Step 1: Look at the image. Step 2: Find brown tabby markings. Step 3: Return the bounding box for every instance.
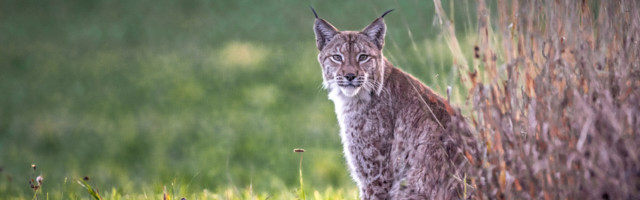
[313,8,472,200]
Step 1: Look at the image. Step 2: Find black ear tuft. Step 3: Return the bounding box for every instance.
[310,6,318,18]
[380,9,394,18]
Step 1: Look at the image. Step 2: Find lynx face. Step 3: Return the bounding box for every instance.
[318,32,383,98]
[313,10,391,100]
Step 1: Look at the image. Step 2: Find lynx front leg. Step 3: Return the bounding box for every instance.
[360,176,393,200]
[354,153,394,200]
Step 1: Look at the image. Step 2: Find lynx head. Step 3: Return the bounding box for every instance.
[312,8,393,100]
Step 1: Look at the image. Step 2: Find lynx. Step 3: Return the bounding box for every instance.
[312,8,475,199]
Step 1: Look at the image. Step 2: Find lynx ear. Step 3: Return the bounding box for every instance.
[312,7,339,51]
[361,9,394,50]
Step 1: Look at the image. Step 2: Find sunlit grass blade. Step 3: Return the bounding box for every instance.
[294,148,306,200]
[76,179,102,200]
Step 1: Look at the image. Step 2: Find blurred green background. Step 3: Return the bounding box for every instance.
[0,0,478,197]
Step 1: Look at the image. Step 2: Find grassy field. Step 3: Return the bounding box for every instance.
[0,0,479,199]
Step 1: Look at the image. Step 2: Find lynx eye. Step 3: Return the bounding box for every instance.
[358,55,369,62]
[332,55,343,62]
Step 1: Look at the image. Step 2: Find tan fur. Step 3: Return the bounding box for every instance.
[313,9,475,199]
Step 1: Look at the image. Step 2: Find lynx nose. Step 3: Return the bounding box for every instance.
[345,73,356,81]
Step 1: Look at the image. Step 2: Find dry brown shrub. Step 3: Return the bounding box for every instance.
[437,0,640,199]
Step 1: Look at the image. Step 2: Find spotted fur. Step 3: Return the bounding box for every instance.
[313,9,475,199]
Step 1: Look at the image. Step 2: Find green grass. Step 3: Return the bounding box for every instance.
[8,163,360,200]
[0,0,480,199]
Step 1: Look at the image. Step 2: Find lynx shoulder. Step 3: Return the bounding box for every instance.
[312,8,476,199]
